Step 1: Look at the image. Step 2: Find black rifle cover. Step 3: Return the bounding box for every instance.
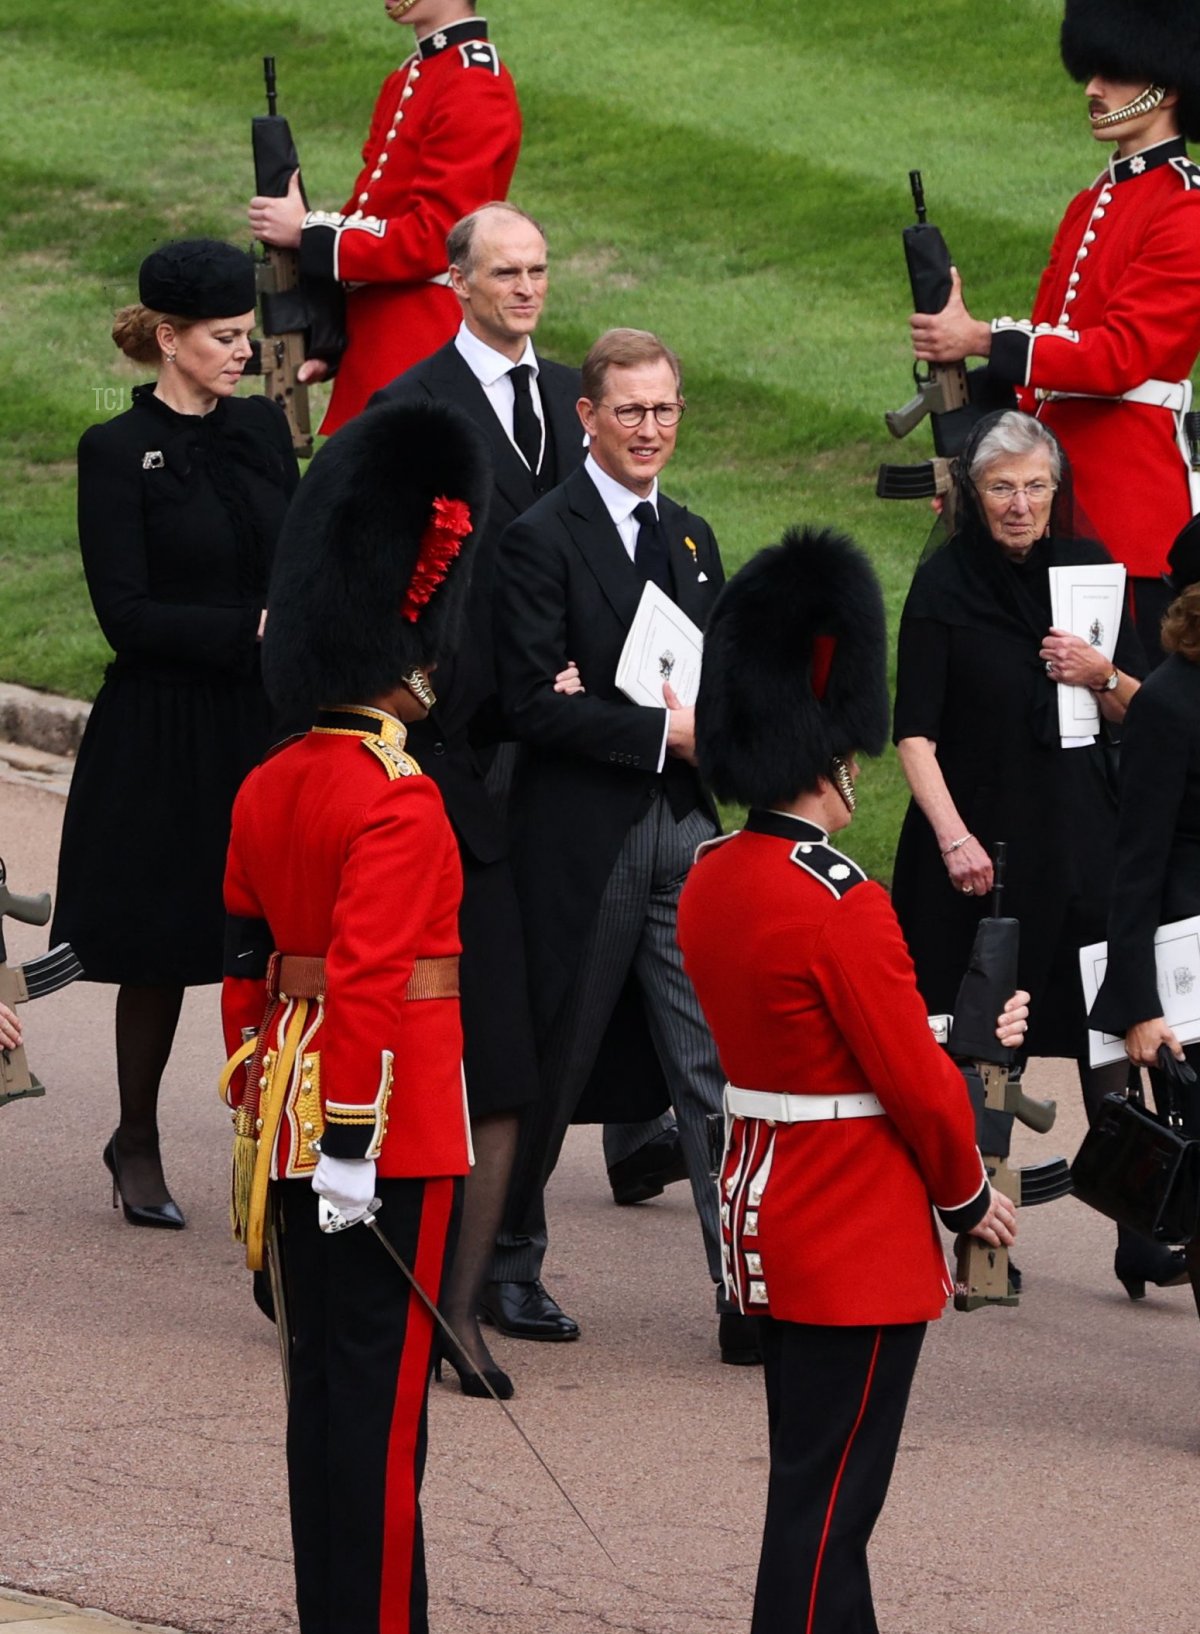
[903,221,954,316]
[251,114,346,365]
[948,917,1019,1067]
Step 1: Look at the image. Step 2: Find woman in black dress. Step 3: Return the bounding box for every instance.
[1090,520,1200,1149]
[890,410,1187,1295]
[52,239,299,1228]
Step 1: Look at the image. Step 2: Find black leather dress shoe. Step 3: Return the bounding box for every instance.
[608,1127,689,1206]
[718,1310,763,1366]
[478,1279,581,1341]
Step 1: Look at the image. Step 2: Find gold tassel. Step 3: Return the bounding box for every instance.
[230,1107,258,1244]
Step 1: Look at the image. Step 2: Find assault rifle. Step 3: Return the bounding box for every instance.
[250,55,345,457]
[946,843,1072,1310]
[877,171,1013,508]
[0,858,83,1108]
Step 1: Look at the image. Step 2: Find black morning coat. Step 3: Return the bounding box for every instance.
[370,340,585,863]
[1090,652,1200,1034]
[493,463,725,1085]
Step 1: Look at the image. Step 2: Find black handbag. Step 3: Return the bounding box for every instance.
[1070,1048,1200,1244]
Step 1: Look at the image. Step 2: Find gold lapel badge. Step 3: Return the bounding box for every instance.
[684,536,708,583]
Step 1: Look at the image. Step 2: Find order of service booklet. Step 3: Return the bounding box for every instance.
[615,581,704,708]
[1047,562,1126,742]
[1079,914,1200,1066]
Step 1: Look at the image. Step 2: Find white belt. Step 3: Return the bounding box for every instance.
[1038,377,1190,412]
[1038,377,1199,515]
[723,1085,886,1124]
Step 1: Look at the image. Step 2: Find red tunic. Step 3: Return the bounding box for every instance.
[676,815,986,1327]
[221,712,470,1181]
[990,136,1200,578]
[300,21,521,435]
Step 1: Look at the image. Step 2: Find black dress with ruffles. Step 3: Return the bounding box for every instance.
[51,386,299,986]
[891,529,1144,1060]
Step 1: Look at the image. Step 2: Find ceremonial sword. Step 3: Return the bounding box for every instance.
[317,1200,618,1567]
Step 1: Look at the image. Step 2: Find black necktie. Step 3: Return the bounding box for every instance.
[508,365,543,482]
[632,500,671,595]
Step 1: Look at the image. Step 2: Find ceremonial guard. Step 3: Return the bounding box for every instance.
[676,528,1021,1634]
[249,1,521,435]
[220,398,489,1634]
[911,0,1200,656]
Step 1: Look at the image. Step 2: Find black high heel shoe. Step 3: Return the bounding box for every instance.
[1113,1239,1188,1301]
[102,1134,185,1230]
[432,1334,514,1400]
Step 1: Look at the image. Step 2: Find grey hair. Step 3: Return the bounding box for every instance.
[445,201,545,279]
[968,411,1062,485]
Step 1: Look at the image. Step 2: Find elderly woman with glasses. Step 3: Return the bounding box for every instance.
[890,411,1186,1296]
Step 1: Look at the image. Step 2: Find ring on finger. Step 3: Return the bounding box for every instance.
[962,885,974,894]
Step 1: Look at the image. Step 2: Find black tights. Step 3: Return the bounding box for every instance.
[439,1109,518,1374]
[112,983,184,1207]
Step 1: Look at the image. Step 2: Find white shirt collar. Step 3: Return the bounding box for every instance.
[454,322,538,389]
[584,453,658,525]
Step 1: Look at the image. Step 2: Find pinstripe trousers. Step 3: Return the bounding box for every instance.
[493,794,725,1284]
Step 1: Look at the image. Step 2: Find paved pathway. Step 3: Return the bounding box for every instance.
[2,761,1200,1633]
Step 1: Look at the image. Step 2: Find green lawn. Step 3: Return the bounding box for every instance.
[0,0,1131,876]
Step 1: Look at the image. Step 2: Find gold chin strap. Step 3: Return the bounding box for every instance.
[1090,84,1166,130]
[829,756,857,815]
[403,667,438,712]
[388,0,422,17]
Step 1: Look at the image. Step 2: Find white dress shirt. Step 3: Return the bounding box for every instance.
[583,454,659,562]
[453,323,545,472]
[582,455,670,768]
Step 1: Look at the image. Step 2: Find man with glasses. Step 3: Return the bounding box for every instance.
[908,0,1200,662]
[487,328,757,1363]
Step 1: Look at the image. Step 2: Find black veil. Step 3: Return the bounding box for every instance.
[904,410,1114,745]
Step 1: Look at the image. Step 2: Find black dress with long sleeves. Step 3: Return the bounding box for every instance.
[51,385,299,986]
[1090,654,1200,1042]
[891,533,1144,1060]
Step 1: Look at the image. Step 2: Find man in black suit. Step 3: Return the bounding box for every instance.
[373,211,692,1361]
[487,327,757,1363]
[367,202,590,1384]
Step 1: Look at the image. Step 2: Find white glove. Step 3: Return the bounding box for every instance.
[312,1152,378,1232]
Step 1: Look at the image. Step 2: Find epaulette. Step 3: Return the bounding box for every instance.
[361,734,423,780]
[787,838,867,899]
[459,40,499,74]
[1169,156,1200,193]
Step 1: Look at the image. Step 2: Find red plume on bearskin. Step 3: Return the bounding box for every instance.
[1061,0,1200,142]
[695,526,889,810]
[263,400,491,718]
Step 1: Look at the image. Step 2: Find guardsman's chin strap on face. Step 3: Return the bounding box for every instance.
[1091,84,1167,129]
[829,756,857,815]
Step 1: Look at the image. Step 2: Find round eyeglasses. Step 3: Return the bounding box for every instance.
[980,481,1057,503]
[605,401,686,428]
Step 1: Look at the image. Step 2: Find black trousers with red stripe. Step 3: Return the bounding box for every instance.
[752,1318,927,1634]
[275,1176,459,1634]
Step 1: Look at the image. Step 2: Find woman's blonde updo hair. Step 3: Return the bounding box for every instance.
[1161,584,1200,665]
[110,304,198,366]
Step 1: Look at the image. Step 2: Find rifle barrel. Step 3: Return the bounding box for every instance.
[909,168,927,225]
[264,55,277,118]
[991,840,1007,918]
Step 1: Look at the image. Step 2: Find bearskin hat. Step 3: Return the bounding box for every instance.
[695,526,889,810]
[263,399,491,718]
[1061,0,1200,143]
[1168,515,1200,591]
